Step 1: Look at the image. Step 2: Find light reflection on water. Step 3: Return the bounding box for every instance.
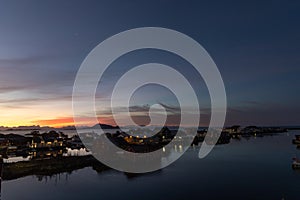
[63,148,92,157]
[3,148,91,163]
[2,131,300,200]
[3,156,32,163]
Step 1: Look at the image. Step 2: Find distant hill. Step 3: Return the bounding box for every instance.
[0,124,120,131]
[91,123,120,129]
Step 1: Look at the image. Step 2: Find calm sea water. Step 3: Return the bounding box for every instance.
[3,131,300,200]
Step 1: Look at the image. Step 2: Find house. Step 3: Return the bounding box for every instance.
[29,131,65,149]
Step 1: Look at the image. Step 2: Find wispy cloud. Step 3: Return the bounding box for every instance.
[0,95,71,104]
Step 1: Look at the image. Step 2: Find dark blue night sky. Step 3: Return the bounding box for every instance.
[0,0,299,126]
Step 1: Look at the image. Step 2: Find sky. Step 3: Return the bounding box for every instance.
[0,0,299,127]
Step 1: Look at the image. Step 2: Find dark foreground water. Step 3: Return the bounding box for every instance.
[3,131,300,200]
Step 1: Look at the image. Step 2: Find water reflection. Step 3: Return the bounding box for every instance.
[1,128,300,200]
[2,131,300,200]
[0,127,194,184]
[63,148,92,157]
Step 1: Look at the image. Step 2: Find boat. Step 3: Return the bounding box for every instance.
[292,157,300,169]
[292,139,300,144]
[295,135,300,140]
[292,135,300,145]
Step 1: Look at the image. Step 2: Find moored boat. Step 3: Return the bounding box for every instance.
[295,135,300,140]
[292,157,300,169]
[292,139,300,144]
[292,135,300,144]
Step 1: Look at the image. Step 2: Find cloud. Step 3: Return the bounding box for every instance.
[0,95,71,104]
[0,55,52,67]
[97,103,181,116]
[0,54,77,96]
[0,86,26,93]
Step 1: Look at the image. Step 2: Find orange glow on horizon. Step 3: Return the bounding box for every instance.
[31,116,116,128]
[0,115,200,128]
[0,116,116,128]
[33,117,76,128]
